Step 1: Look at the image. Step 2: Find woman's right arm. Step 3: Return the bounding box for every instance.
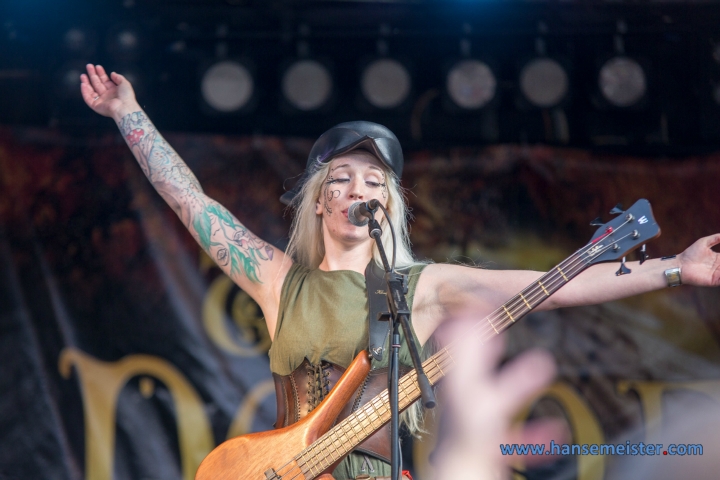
[80,64,290,332]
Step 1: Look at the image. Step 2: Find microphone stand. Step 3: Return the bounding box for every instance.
[364,208,436,480]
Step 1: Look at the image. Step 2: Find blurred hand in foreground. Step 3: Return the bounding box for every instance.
[435,318,565,480]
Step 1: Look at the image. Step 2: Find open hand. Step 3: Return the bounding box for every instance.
[435,319,562,479]
[679,234,720,287]
[79,64,137,119]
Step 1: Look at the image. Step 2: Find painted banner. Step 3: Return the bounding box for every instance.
[0,126,718,480]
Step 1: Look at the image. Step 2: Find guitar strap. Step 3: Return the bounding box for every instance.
[365,260,391,364]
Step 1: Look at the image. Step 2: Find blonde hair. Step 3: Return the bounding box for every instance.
[285,152,416,271]
[285,151,429,436]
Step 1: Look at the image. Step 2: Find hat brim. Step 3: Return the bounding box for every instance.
[280,137,391,206]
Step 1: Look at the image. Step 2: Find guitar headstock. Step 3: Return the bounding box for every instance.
[584,199,661,266]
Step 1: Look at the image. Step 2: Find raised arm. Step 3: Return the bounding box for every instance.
[412,234,720,344]
[80,64,290,332]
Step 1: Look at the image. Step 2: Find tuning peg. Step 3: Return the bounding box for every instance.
[638,244,649,265]
[616,256,632,276]
[609,203,624,215]
[589,217,604,227]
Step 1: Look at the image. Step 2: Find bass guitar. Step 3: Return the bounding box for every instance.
[196,199,661,480]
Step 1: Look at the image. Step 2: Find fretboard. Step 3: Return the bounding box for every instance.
[293,246,594,477]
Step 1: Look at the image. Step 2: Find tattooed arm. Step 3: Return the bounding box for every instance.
[80,64,290,332]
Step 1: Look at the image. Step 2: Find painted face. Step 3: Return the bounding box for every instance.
[315,151,389,242]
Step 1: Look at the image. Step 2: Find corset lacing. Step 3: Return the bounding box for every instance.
[306,361,333,409]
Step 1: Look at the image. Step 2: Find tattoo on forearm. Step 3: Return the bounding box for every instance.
[117,111,272,284]
[118,111,202,191]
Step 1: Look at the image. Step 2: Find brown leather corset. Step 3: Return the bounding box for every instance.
[273,358,411,464]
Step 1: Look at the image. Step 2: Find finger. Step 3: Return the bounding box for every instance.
[445,326,505,386]
[111,71,126,86]
[86,64,107,95]
[705,233,720,249]
[494,349,556,414]
[96,64,110,83]
[80,81,100,105]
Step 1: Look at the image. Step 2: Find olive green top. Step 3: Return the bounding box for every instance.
[268,262,428,479]
[269,263,427,375]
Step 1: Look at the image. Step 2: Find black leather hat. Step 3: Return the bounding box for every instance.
[280,121,403,205]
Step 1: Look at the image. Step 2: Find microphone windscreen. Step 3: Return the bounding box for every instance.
[348,202,369,227]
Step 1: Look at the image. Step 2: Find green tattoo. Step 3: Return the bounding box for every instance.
[118,111,272,284]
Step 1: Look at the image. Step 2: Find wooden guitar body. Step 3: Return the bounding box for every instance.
[198,200,660,480]
[195,351,371,480]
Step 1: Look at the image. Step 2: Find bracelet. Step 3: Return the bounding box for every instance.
[664,267,682,287]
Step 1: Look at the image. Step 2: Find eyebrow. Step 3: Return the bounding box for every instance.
[331,163,383,173]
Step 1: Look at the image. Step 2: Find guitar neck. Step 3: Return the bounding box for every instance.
[293,247,593,477]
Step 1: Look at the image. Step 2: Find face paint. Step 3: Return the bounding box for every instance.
[379,173,388,199]
[323,175,341,215]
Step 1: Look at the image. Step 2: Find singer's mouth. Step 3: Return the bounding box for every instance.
[341,208,348,219]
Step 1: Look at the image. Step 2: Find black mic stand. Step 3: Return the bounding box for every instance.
[364,208,436,480]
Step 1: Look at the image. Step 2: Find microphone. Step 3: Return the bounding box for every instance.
[347,199,380,226]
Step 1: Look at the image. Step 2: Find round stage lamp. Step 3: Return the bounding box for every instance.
[519,58,568,108]
[61,65,85,97]
[361,58,411,109]
[282,59,333,111]
[64,28,93,53]
[107,26,141,57]
[201,61,254,113]
[446,59,496,109]
[599,57,646,108]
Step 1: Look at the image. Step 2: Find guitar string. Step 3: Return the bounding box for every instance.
[283,243,599,480]
[279,253,584,480]
[281,242,602,479]
[279,232,637,478]
[288,222,642,476]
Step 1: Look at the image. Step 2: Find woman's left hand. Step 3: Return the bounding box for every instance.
[678,234,720,287]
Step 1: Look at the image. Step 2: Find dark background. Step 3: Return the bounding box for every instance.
[2,1,720,480]
[5,0,720,152]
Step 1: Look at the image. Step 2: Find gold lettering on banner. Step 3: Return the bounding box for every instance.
[58,348,213,480]
[510,382,605,480]
[617,380,720,443]
[202,274,270,356]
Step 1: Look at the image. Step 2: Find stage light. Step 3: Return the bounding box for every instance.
[519,58,568,108]
[62,66,84,96]
[108,27,140,54]
[281,59,333,111]
[201,60,254,113]
[117,30,138,50]
[446,59,496,109]
[361,58,411,109]
[598,56,646,107]
[64,28,86,51]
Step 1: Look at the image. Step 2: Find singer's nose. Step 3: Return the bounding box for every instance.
[348,177,365,199]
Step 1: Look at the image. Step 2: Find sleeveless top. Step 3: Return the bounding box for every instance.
[269,262,428,479]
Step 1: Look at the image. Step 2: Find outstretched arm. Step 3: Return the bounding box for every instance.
[80,64,290,330]
[412,234,720,344]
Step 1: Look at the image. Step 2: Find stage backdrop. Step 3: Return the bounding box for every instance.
[0,125,719,480]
